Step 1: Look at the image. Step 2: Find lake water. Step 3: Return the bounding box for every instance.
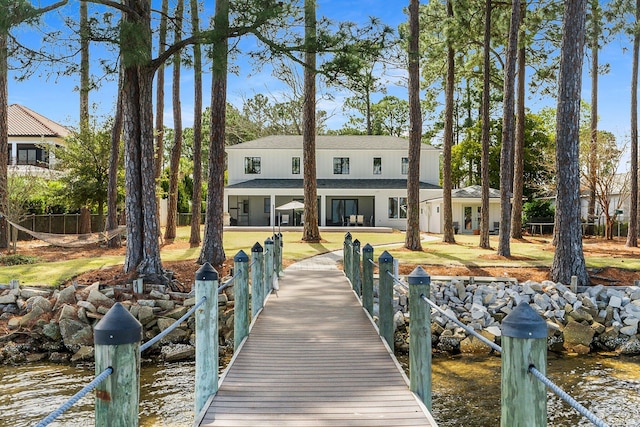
[1,354,639,426]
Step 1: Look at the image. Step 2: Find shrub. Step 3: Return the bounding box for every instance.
[0,254,40,266]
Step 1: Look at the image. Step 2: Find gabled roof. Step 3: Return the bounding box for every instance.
[422,185,500,202]
[226,135,440,151]
[8,104,70,138]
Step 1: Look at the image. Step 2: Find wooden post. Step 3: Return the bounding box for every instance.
[352,239,362,296]
[264,237,274,296]
[251,242,264,318]
[94,302,142,427]
[501,302,547,427]
[194,262,219,415]
[570,275,578,293]
[343,232,352,282]
[362,243,374,315]
[278,232,284,276]
[378,250,394,351]
[272,233,281,278]
[234,250,249,351]
[408,266,431,409]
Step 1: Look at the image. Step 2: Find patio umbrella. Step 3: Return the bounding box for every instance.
[275,201,305,227]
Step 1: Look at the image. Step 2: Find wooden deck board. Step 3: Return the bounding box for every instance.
[197,269,436,427]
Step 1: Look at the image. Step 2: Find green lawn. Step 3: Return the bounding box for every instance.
[1,228,637,287]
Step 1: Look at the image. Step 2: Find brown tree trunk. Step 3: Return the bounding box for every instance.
[497,0,521,257]
[551,0,589,286]
[106,66,123,247]
[479,0,492,249]
[442,0,456,244]
[0,32,8,249]
[588,0,600,236]
[165,0,184,241]
[302,0,321,242]
[79,206,92,235]
[405,0,422,251]
[198,0,228,267]
[155,0,168,241]
[511,38,526,240]
[627,0,639,248]
[80,0,90,132]
[189,0,203,246]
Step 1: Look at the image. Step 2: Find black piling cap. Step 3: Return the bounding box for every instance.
[378,250,393,263]
[344,232,352,241]
[265,237,274,245]
[94,302,142,345]
[408,266,431,285]
[353,239,361,247]
[502,302,548,339]
[234,250,249,262]
[362,243,374,253]
[277,232,283,238]
[252,242,264,253]
[195,262,218,281]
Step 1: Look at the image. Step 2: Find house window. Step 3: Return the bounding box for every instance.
[18,148,38,165]
[292,157,300,174]
[244,157,261,174]
[264,198,271,214]
[388,197,407,219]
[333,157,350,174]
[401,157,409,175]
[373,157,382,175]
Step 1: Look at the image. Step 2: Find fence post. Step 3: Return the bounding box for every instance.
[94,302,142,427]
[343,232,352,282]
[264,237,274,296]
[408,266,431,410]
[501,302,547,427]
[278,232,284,276]
[352,239,362,296]
[378,250,394,351]
[362,244,374,315]
[251,242,264,318]
[234,250,250,351]
[194,262,219,415]
[272,233,281,278]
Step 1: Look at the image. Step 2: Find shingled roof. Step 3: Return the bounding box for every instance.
[8,104,70,138]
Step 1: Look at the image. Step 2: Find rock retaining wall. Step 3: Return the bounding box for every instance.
[0,281,237,364]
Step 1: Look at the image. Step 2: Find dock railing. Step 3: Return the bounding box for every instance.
[343,232,609,427]
[33,233,282,427]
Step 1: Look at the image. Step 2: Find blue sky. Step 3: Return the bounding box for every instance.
[6,0,635,155]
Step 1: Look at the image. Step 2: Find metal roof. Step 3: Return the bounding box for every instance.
[226,178,441,190]
[8,104,70,138]
[226,135,440,151]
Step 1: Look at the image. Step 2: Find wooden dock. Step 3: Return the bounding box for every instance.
[195,268,437,426]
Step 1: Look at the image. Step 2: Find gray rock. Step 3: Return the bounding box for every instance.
[20,288,51,299]
[77,300,97,313]
[619,337,640,355]
[609,295,622,308]
[150,290,170,300]
[563,291,578,304]
[54,285,76,310]
[157,317,178,331]
[138,306,155,325]
[19,306,45,326]
[620,324,638,336]
[156,300,175,311]
[590,322,606,334]
[161,344,195,362]
[0,294,16,304]
[71,346,94,362]
[88,289,115,309]
[138,299,156,307]
[563,320,595,349]
[42,322,61,340]
[568,307,593,323]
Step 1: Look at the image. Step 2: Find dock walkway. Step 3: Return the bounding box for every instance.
[196,256,436,426]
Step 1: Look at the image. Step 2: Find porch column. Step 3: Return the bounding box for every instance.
[11,142,17,165]
[223,192,229,215]
[270,194,276,227]
[320,194,326,226]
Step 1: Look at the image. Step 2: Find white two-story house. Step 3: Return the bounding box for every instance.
[224,135,442,229]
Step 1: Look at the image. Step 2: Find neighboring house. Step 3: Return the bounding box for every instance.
[224,135,442,229]
[421,185,501,234]
[7,104,69,176]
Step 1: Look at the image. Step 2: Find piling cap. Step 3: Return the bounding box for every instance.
[502,302,547,339]
[252,242,264,253]
[234,250,249,262]
[353,239,360,247]
[408,266,430,285]
[195,262,218,281]
[264,237,274,245]
[94,302,142,345]
[344,232,352,241]
[362,243,374,253]
[378,250,393,263]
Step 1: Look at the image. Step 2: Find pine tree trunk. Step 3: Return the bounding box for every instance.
[627,0,639,248]
[106,66,123,248]
[479,0,492,249]
[165,0,184,241]
[80,0,89,132]
[154,0,168,242]
[511,39,525,240]
[497,0,521,257]
[199,0,228,267]
[189,0,203,246]
[302,0,321,242]
[0,32,8,249]
[405,0,422,251]
[442,0,456,244]
[551,0,589,286]
[588,0,600,236]
[79,206,92,234]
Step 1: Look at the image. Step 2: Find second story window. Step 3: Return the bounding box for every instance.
[292,157,300,174]
[333,157,350,174]
[244,157,261,174]
[401,157,409,175]
[373,157,382,175]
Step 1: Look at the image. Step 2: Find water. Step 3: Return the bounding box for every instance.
[1,355,639,427]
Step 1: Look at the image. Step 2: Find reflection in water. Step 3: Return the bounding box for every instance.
[1,355,639,426]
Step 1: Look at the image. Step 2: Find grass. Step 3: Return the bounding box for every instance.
[2,228,638,287]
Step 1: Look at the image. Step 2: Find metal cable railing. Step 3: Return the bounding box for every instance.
[382,269,609,426]
[140,296,207,352]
